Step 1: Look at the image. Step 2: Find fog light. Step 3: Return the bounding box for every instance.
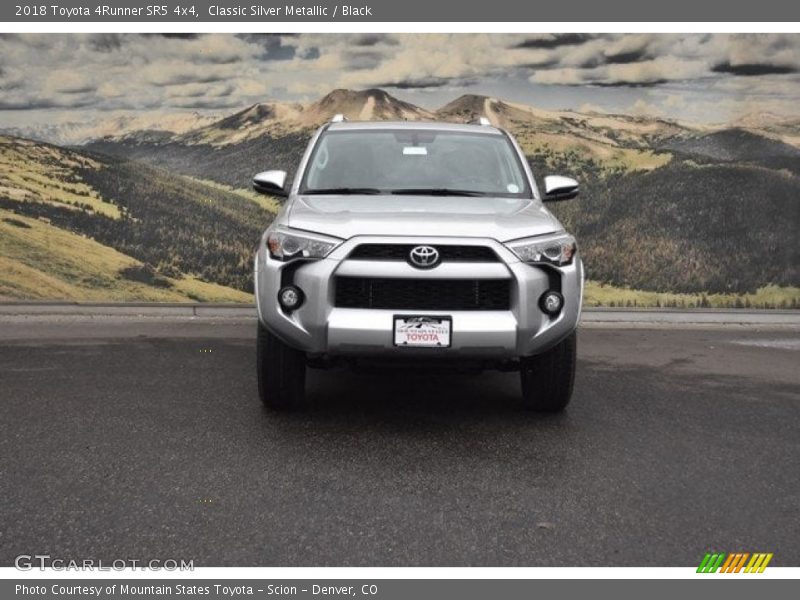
[278,285,303,311]
[539,291,564,316]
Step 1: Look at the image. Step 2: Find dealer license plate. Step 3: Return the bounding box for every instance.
[393,316,452,348]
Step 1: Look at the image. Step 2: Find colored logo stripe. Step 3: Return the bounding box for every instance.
[697,553,726,573]
[697,552,773,573]
[720,553,749,573]
[745,553,773,573]
[720,553,736,572]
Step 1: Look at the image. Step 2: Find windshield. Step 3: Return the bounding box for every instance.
[300,129,532,198]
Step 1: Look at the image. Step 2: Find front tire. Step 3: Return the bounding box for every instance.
[257,322,306,410]
[519,331,577,412]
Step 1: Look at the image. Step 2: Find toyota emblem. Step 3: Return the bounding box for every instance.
[408,245,440,269]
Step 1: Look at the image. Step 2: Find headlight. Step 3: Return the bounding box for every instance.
[266,226,342,261]
[505,232,577,266]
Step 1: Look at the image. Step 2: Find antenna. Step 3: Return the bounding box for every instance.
[331,114,348,123]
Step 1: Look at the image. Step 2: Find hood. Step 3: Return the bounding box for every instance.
[287,195,561,241]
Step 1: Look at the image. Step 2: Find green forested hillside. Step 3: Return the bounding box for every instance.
[529,143,799,295]
[0,135,274,300]
[560,161,799,293]
[660,128,800,165]
[9,88,800,306]
[88,132,310,190]
[77,156,274,290]
[0,208,251,302]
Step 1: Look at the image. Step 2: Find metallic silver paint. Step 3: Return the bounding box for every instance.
[254,120,583,361]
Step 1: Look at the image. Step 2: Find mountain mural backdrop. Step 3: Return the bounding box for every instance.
[1,88,798,307]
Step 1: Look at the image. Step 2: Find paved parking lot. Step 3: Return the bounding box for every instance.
[1,318,798,566]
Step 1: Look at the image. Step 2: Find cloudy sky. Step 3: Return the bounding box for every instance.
[1,33,799,132]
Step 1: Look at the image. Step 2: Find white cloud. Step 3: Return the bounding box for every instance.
[0,33,798,124]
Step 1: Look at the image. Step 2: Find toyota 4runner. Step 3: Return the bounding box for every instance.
[253,116,583,411]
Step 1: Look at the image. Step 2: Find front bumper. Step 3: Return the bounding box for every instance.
[255,235,583,359]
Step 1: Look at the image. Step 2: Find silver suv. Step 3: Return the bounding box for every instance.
[253,117,583,411]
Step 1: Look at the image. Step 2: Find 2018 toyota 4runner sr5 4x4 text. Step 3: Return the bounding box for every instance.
[253,116,583,411]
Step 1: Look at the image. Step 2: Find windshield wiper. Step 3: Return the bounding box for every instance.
[303,187,383,195]
[390,188,487,197]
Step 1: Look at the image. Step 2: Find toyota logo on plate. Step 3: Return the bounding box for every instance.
[408,245,440,269]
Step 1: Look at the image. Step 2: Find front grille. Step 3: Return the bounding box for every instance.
[347,244,498,262]
[335,277,510,311]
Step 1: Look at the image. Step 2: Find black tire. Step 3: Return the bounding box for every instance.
[257,322,306,410]
[519,330,577,412]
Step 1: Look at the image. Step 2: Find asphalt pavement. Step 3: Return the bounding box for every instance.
[1,317,798,566]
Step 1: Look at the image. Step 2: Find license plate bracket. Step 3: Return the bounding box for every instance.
[393,315,452,348]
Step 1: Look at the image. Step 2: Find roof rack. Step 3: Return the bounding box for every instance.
[469,116,492,126]
[330,114,348,123]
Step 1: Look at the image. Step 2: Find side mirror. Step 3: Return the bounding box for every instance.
[253,170,288,197]
[543,175,579,202]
